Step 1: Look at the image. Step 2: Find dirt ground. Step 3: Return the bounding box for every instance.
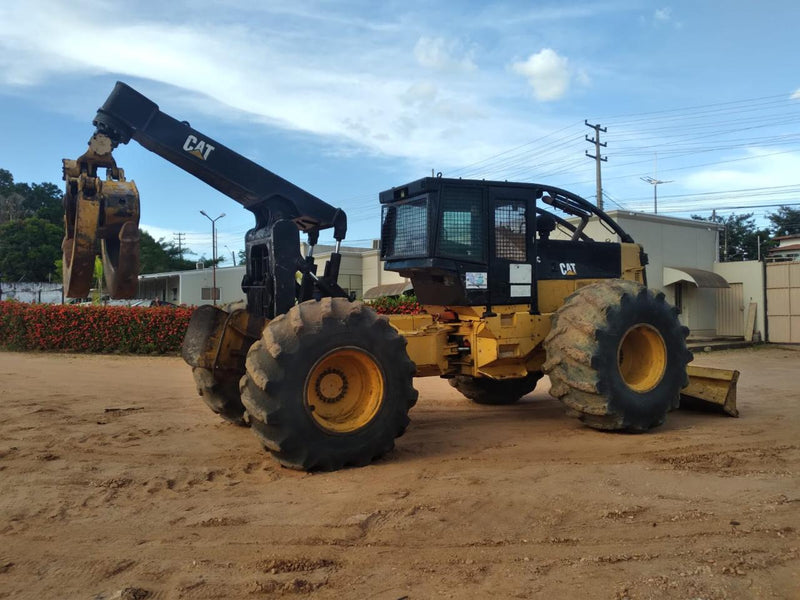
[0,347,798,600]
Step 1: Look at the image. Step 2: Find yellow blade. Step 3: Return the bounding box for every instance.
[680,365,740,417]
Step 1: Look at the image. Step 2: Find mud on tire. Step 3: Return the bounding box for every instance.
[543,280,692,432]
[192,301,249,426]
[241,297,418,471]
[449,372,543,405]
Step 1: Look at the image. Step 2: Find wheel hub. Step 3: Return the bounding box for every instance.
[618,324,668,393]
[305,347,384,433]
[314,368,348,403]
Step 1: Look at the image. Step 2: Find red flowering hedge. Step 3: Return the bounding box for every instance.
[368,295,422,315]
[0,301,193,354]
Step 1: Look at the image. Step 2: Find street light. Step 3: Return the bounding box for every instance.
[224,244,237,265]
[640,176,673,214]
[199,210,225,305]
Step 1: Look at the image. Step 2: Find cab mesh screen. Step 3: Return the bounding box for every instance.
[437,187,485,260]
[495,200,526,261]
[381,198,428,257]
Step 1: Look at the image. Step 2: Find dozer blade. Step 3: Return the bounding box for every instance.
[680,365,740,417]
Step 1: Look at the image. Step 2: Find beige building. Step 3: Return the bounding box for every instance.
[300,241,407,300]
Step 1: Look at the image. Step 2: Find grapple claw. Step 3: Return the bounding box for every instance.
[62,134,140,299]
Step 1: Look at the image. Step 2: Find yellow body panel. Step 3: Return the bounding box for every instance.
[387,243,647,380]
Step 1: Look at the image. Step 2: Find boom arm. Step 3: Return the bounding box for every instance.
[63,82,350,318]
[93,82,346,240]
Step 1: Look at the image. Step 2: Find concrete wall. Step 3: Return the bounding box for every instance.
[0,282,63,304]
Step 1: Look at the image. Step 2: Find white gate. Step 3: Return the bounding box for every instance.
[716,282,744,336]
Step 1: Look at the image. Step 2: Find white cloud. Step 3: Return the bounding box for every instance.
[791,89,800,100]
[512,48,571,101]
[683,148,800,192]
[654,7,672,21]
[0,1,548,171]
[413,36,476,72]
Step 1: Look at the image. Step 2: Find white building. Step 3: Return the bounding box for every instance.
[136,241,407,306]
[564,211,764,340]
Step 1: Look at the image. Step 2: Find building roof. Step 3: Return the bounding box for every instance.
[138,265,244,279]
[604,210,725,230]
[768,243,800,253]
[663,266,729,288]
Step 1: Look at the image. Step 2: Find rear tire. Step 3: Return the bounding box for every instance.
[543,280,691,432]
[192,301,248,426]
[192,367,247,426]
[449,372,543,405]
[241,298,418,471]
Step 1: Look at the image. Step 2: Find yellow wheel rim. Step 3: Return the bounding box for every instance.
[305,348,384,433]
[617,324,667,393]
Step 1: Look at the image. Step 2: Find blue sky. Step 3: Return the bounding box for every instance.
[1,1,798,262]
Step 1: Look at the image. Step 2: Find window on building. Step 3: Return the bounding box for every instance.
[201,287,220,301]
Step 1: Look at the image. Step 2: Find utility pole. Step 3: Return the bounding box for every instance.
[199,211,225,305]
[173,232,186,259]
[585,120,607,211]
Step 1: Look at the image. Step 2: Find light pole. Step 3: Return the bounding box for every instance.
[640,176,672,214]
[224,244,237,265]
[200,210,225,305]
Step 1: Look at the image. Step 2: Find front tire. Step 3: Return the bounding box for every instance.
[241,298,418,471]
[543,280,691,431]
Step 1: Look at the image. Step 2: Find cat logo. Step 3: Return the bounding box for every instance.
[182,135,215,160]
[559,262,577,276]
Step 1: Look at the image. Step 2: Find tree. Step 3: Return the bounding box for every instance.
[24,182,63,225]
[767,206,800,237]
[0,169,63,226]
[0,217,63,281]
[138,230,220,273]
[0,191,27,223]
[691,212,771,262]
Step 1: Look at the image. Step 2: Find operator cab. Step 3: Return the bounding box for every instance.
[379,177,634,312]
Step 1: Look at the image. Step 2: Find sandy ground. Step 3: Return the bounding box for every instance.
[0,346,798,600]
